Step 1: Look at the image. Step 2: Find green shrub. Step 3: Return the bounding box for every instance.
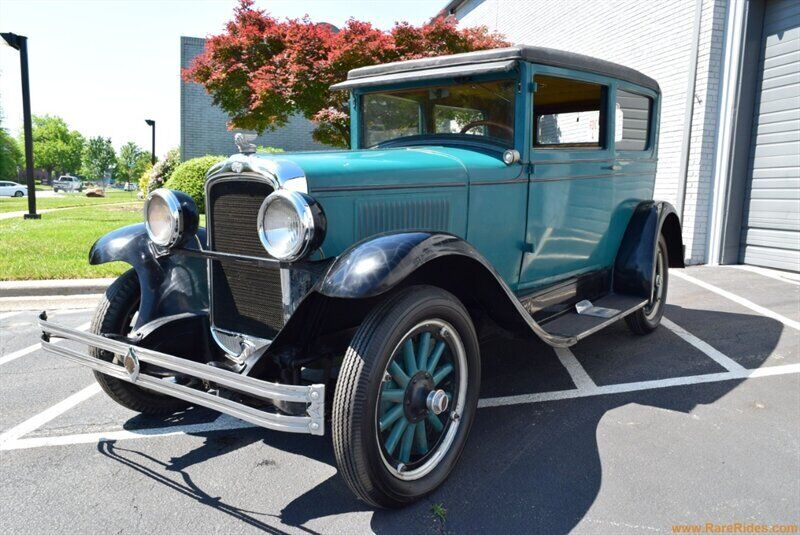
[256,145,284,154]
[163,155,225,212]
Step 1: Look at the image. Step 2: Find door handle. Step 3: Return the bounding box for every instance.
[604,164,622,171]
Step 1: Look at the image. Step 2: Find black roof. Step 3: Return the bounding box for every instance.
[335,45,660,92]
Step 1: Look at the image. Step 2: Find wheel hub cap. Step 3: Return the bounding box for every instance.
[403,371,434,423]
[426,389,448,415]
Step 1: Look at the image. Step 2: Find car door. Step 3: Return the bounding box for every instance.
[0,182,10,195]
[519,67,617,290]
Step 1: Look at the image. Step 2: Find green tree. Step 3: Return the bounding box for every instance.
[27,115,84,182]
[116,142,151,184]
[0,103,23,180]
[183,0,508,147]
[81,136,116,181]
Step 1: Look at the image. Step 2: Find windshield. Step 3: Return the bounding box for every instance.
[360,79,516,148]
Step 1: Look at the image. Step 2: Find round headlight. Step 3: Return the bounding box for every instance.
[144,189,198,248]
[257,190,325,261]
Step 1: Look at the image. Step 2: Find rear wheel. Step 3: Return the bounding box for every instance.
[333,286,480,508]
[13,190,23,197]
[625,235,668,335]
[90,269,189,415]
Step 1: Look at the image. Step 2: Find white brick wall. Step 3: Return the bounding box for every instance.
[453,0,729,264]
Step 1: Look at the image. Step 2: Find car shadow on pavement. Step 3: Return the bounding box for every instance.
[98,306,782,534]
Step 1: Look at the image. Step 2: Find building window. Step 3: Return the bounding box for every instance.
[615,89,652,151]
[534,75,606,148]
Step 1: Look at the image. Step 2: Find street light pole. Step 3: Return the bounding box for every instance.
[145,119,155,165]
[1,32,39,219]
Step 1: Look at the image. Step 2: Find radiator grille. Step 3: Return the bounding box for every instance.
[208,179,283,340]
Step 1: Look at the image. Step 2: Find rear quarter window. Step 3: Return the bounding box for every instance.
[615,90,652,151]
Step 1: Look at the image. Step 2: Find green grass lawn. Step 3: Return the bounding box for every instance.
[0,203,144,280]
[0,190,140,213]
[0,202,207,280]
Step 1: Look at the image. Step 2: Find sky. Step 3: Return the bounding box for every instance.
[0,0,443,158]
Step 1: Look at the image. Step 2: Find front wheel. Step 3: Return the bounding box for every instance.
[625,235,669,335]
[332,286,480,508]
[90,269,189,415]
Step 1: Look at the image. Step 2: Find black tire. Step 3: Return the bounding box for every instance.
[13,190,24,197]
[90,269,189,415]
[625,235,669,335]
[332,285,481,508]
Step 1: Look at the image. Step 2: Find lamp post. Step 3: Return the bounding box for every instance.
[145,119,155,165]
[1,32,39,219]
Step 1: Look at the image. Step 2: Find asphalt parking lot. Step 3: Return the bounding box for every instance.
[1,265,798,534]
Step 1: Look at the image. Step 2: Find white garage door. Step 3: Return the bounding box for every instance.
[741,0,800,272]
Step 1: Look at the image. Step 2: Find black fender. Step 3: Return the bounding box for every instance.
[613,201,684,298]
[89,223,209,330]
[318,232,489,299]
[264,232,578,363]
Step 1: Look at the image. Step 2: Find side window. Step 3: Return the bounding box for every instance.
[362,94,420,147]
[615,90,651,151]
[533,75,606,148]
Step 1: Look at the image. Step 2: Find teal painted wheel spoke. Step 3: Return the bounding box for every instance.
[414,421,428,455]
[416,331,432,371]
[426,411,444,433]
[380,388,405,404]
[388,361,410,388]
[433,363,454,386]
[402,339,417,375]
[385,418,409,455]
[426,340,446,374]
[379,404,405,432]
[398,424,415,463]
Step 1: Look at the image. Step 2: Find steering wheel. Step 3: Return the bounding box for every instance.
[459,120,514,135]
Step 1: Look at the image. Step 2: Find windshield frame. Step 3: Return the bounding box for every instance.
[352,71,523,153]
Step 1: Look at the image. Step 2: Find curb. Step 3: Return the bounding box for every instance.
[0,278,114,298]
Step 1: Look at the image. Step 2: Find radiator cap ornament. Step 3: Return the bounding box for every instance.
[234,132,257,155]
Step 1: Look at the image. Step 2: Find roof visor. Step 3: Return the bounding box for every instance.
[330,59,518,91]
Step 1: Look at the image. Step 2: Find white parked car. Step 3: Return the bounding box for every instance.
[53,175,83,193]
[0,181,26,197]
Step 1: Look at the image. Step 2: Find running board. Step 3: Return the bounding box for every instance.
[538,294,648,341]
[38,312,325,436]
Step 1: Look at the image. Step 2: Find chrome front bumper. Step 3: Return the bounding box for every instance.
[38,313,325,436]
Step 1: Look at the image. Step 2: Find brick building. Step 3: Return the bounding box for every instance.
[443,0,799,271]
[179,36,326,161]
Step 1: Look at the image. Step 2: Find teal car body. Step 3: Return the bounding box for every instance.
[39,48,685,487]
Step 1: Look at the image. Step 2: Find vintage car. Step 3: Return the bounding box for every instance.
[39,46,683,508]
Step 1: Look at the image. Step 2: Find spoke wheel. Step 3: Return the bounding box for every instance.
[332,285,480,508]
[625,235,669,335]
[376,319,466,481]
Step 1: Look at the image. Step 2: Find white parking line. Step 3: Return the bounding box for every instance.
[2,415,254,451]
[672,270,800,331]
[0,383,101,448]
[2,363,798,451]
[478,363,800,408]
[660,317,746,372]
[0,321,90,366]
[554,347,597,389]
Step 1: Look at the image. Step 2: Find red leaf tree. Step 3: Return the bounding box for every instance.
[184,0,509,148]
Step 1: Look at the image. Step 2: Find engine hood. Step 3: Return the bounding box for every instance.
[253,146,518,192]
